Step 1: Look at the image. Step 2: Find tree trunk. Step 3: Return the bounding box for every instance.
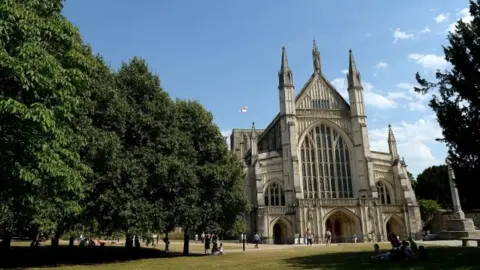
[183,231,190,256]
[0,230,12,250]
[164,232,169,253]
[69,236,75,247]
[125,233,133,248]
[51,227,64,248]
[30,231,40,248]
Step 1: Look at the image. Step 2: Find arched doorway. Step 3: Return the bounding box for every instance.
[385,215,407,239]
[324,209,360,243]
[273,220,287,244]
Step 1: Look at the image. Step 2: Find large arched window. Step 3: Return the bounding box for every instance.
[264,183,285,206]
[300,124,353,199]
[376,181,392,204]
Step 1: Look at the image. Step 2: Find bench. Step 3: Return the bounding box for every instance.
[460,238,480,247]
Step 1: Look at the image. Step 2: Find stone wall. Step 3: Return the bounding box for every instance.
[429,209,480,233]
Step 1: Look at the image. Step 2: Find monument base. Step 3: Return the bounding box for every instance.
[439,218,480,240]
[438,230,480,240]
[446,219,476,231]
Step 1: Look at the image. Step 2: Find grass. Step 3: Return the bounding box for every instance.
[2,241,480,269]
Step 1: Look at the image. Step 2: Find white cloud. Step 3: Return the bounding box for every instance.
[393,28,414,43]
[396,82,429,101]
[340,69,348,74]
[420,27,431,33]
[448,8,473,33]
[369,116,445,174]
[407,101,427,111]
[435,13,449,23]
[386,91,412,101]
[331,78,397,109]
[408,53,448,70]
[375,61,389,68]
[221,130,231,149]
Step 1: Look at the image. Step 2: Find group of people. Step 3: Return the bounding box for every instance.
[304,228,332,245]
[371,233,428,262]
[201,233,224,255]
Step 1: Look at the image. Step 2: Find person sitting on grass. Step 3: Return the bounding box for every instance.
[212,243,224,256]
[370,233,403,261]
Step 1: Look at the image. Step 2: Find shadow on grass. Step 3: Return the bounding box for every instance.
[0,246,204,269]
[284,246,480,270]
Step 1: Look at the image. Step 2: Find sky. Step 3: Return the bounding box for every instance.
[63,0,472,176]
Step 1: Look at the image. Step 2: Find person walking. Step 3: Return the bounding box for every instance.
[253,233,260,249]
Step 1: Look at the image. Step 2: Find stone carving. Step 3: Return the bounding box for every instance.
[307,207,314,221]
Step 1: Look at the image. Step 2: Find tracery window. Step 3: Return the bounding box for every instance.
[264,183,285,206]
[376,181,392,204]
[312,99,331,109]
[300,124,353,199]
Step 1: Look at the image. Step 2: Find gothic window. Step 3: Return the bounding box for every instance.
[264,183,285,206]
[312,99,331,109]
[376,181,392,204]
[300,124,353,199]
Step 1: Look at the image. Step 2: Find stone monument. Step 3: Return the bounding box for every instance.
[439,157,480,239]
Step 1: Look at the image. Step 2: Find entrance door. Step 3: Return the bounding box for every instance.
[273,223,283,244]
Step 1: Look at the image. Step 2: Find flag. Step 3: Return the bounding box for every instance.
[240,106,248,113]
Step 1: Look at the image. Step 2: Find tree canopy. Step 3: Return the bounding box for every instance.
[414,165,452,210]
[415,0,480,209]
[0,0,250,254]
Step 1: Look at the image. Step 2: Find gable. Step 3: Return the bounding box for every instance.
[295,73,350,110]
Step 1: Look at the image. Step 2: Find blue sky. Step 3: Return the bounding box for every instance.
[63,0,471,176]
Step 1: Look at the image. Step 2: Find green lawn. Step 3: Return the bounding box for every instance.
[2,242,480,269]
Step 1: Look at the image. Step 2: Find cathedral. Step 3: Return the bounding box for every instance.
[230,41,422,244]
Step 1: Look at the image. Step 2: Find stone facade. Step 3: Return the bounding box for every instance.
[230,42,422,244]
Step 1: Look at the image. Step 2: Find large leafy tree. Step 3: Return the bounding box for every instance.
[175,100,250,255]
[83,58,179,244]
[0,0,95,247]
[415,165,452,209]
[415,0,480,209]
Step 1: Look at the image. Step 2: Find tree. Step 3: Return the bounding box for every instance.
[415,165,452,209]
[414,0,480,209]
[0,0,95,248]
[175,100,250,255]
[418,199,441,223]
[82,58,180,246]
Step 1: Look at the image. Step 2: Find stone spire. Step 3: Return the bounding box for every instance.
[278,46,293,88]
[250,121,258,157]
[312,40,321,73]
[387,124,398,158]
[347,49,362,89]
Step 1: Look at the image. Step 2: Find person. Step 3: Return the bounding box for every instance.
[353,233,358,243]
[325,230,332,246]
[253,233,260,249]
[164,235,170,253]
[306,229,313,246]
[201,232,205,244]
[195,234,199,243]
[402,241,413,259]
[211,234,218,253]
[204,234,211,254]
[212,243,224,255]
